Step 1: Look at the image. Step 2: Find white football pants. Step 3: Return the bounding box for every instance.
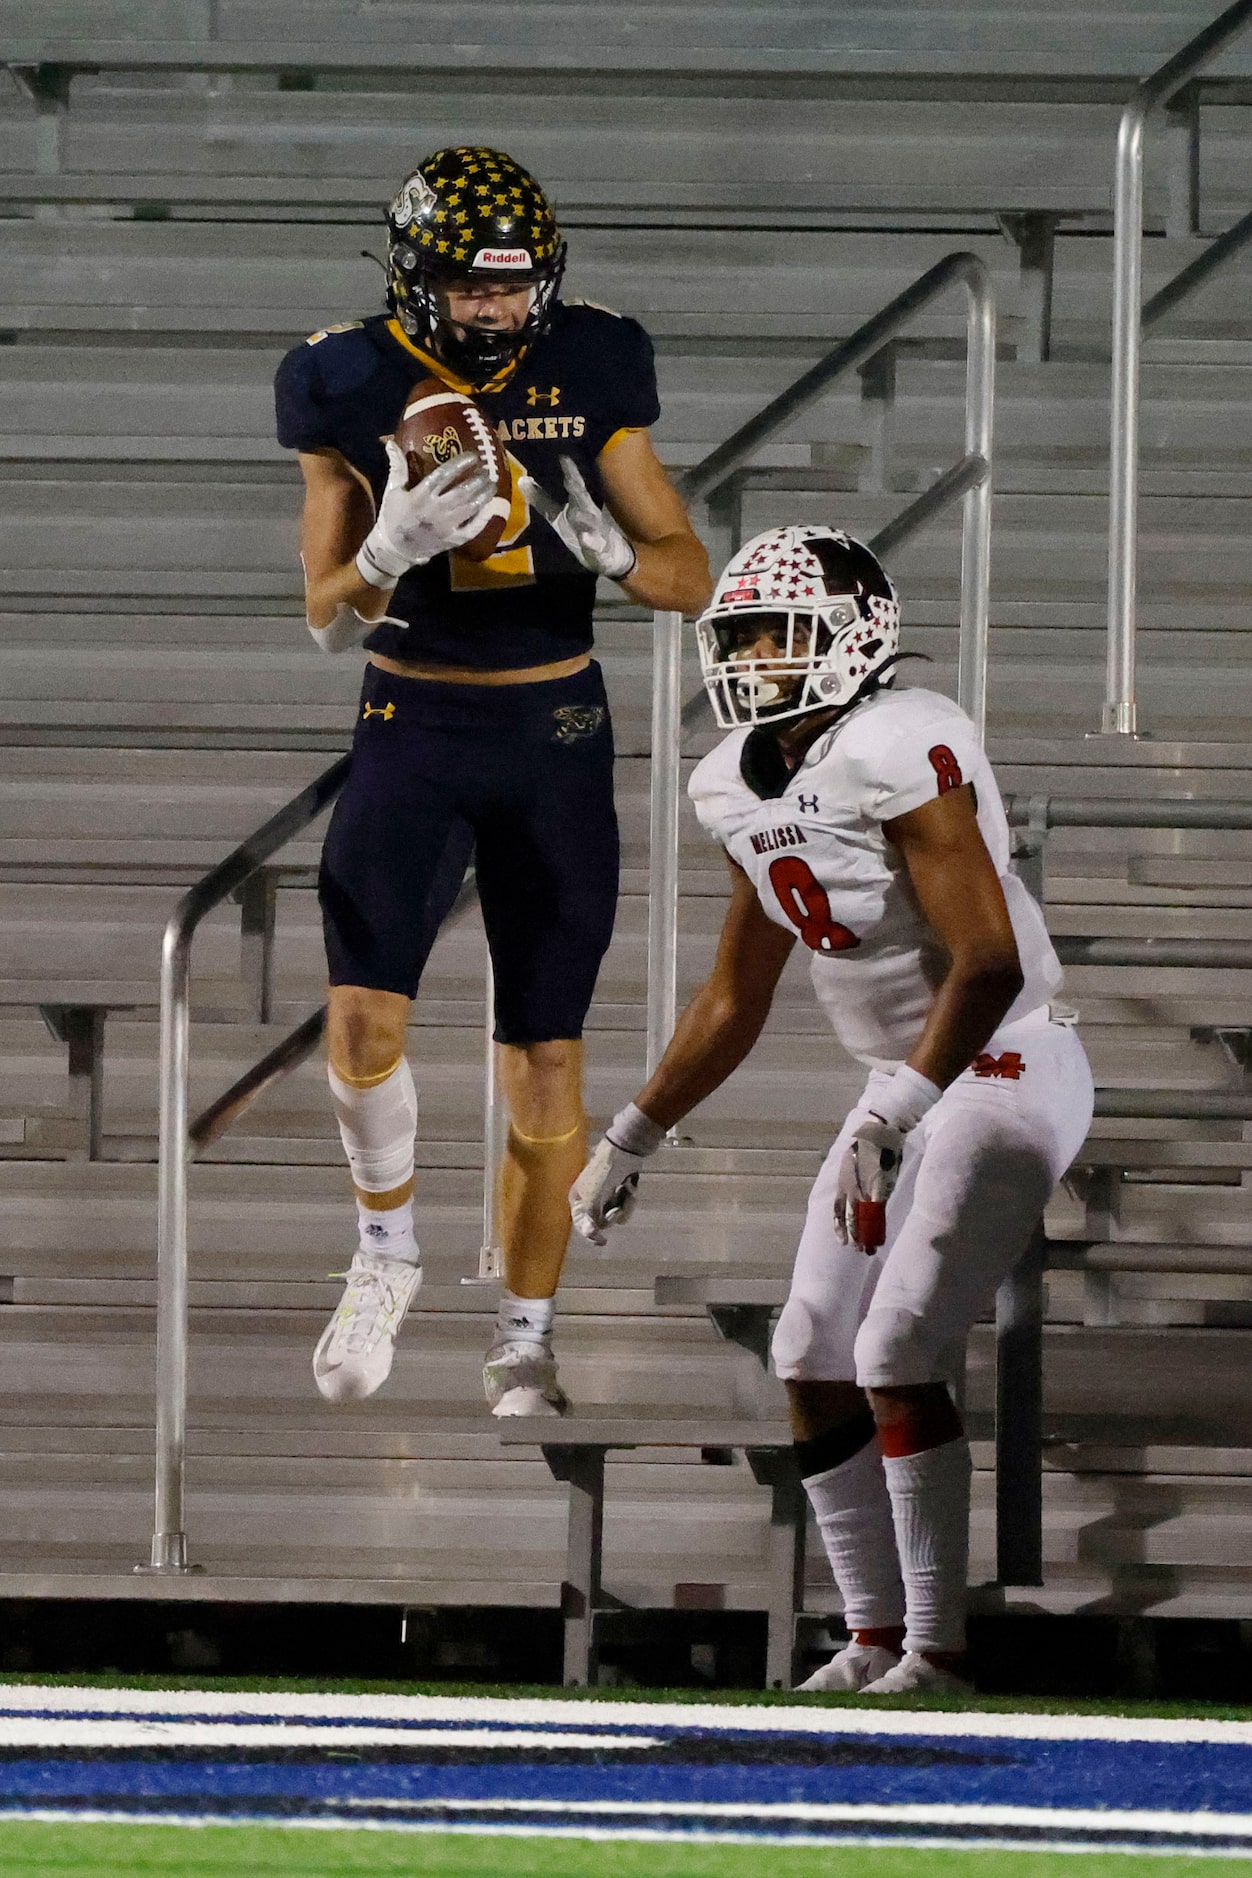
[771,1011,1094,1389]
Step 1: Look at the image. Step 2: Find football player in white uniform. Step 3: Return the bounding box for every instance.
[570,525,1093,1694]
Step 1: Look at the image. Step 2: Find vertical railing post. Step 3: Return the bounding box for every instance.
[147,912,193,1571]
[475,955,505,1284]
[1105,101,1146,737]
[646,610,683,1077]
[958,262,995,741]
[1103,0,1252,736]
[994,1222,1047,1585]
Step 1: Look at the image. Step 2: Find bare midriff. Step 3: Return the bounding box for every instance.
[369,651,591,686]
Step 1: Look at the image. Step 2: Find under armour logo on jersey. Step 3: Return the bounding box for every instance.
[797,793,819,814]
[526,385,560,407]
[363,701,396,722]
[972,1051,1025,1080]
[552,704,606,743]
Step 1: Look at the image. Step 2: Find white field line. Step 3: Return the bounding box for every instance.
[342,1795,1252,1839]
[3,1808,1252,1857]
[0,1721,650,1752]
[1,1685,1251,1748]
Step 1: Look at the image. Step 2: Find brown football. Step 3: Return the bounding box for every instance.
[393,376,512,562]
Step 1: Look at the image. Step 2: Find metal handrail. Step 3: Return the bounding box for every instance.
[1005,792,1252,829]
[1104,0,1252,736]
[645,250,995,1071]
[142,755,348,1573]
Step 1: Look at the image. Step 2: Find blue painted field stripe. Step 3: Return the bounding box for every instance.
[0,1685,1248,1854]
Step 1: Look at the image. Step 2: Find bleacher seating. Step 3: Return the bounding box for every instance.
[1,1,1252,1662]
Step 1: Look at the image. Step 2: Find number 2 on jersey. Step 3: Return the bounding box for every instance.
[768,856,860,954]
[450,449,533,590]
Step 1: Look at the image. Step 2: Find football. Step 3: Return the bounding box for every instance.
[393,377,512,561]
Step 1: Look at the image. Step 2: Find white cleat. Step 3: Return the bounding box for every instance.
[794,1642,903,1693]
[313,1249,423,1402]
[483,1338,569,1418]
[860,1649,973,1696]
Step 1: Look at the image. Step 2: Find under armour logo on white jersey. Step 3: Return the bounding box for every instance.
[797,793,819,814]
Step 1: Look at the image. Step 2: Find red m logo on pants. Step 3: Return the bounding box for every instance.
[972,1051,1025,1080]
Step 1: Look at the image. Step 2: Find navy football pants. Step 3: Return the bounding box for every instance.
[319,660,620,1044]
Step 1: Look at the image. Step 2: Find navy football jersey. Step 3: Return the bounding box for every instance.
[274,303,660,670]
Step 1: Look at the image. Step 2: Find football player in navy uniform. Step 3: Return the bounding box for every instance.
[571,526,1093,1692]
[274,148,710,1415]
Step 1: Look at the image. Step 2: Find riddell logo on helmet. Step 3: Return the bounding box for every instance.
[472,247,532,269]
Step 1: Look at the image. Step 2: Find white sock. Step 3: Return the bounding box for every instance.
[356,1196,419,1265]
[802,1438,905,1635]
[882,1436,973,1654]
[494,1289,555,1345]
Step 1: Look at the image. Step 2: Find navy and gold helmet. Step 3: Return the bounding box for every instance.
[385,147,566,380]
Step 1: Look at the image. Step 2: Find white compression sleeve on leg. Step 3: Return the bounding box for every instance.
[328,1057,418,1195]
[802,1439,905,1635]
[882,1437,973,1655]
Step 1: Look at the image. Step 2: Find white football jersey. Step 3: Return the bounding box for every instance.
[688,685,1062,1069]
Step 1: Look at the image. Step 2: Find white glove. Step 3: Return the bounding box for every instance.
[356,442,495,588]
[833,1065,942,1253]
[521,456,638,582]
[569,1101,665,1246]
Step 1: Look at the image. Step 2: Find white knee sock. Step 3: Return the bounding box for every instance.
[494,1289,555,1346]
[802,1438,905,1635]
[329,1058,419,1264]
[882,1436,973,1654]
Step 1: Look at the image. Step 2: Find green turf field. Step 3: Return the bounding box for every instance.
[0,1825,1248,1878]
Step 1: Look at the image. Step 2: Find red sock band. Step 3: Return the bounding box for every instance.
[877,1393,964,1460]
[853,1626,905,1652]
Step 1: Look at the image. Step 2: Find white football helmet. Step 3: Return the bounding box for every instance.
[696,525,901,729]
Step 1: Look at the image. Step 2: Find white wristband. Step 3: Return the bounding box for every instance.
[355,531,407,589]
[605,1100,666,1157]
[866,1064,942,1133]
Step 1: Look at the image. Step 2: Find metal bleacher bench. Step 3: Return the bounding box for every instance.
[0,859,317,1159]
[500,1215,1052,1691]
[498,1417,801,1689]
